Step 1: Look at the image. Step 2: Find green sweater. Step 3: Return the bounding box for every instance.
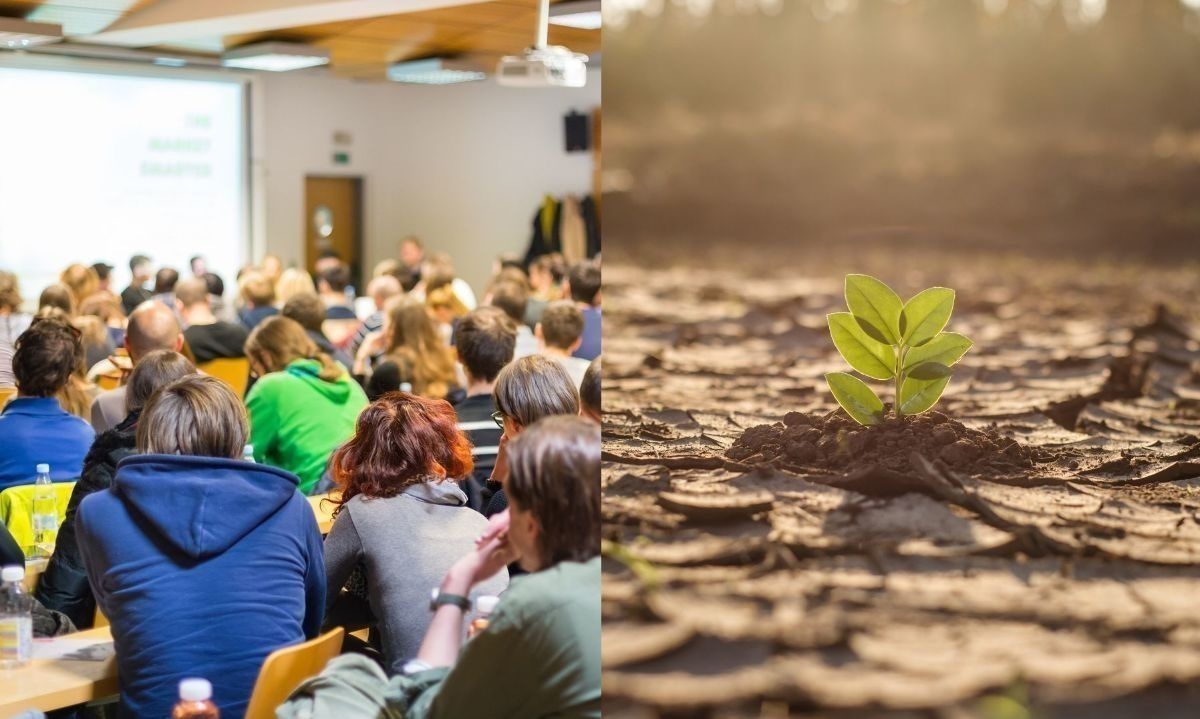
[278,557,602,719]
[245,359,367,494]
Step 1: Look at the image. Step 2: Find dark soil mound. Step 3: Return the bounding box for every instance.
[726,410,1036,476]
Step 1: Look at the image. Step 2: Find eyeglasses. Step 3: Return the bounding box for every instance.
[491,410,505,429]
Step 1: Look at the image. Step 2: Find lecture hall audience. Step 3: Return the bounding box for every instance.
[0,235,601,718]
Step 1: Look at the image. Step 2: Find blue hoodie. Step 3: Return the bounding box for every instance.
[76,455,325,719]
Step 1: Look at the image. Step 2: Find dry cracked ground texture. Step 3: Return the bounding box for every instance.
[600,253,1200,718]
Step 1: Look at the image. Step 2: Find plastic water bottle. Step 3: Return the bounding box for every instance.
[31,464,57,558]
[0,565,33,669]
[172,678,219,719]
[468,595,499,640]
[242,444,256,463]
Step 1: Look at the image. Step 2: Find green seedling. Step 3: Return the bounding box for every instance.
[824,274,972,426]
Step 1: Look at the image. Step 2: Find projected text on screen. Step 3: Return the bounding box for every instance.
[0,66,246,306]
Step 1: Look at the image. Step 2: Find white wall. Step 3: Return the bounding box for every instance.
[255,68,600,294]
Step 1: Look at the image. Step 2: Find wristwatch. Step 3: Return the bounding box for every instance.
[429,587,471,612]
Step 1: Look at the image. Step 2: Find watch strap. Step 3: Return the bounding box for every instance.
[429,589,471,612]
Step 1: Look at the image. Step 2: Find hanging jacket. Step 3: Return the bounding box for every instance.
[560,195,587,265]
[581,195,601,258]
[524,196,563,266]
[246,358,368,493]
[77,454,325,719]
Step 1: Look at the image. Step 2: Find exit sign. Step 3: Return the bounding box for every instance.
[333,152,350,165]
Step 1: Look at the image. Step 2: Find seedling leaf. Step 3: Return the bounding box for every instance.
[828,312,894,380]
[903,332,972,371]
[855,317,892,345]
[825,372,885,426]
[901,287,954,347]
[845,274,903,345]
[907,362,952,380]
[899,374,950,416]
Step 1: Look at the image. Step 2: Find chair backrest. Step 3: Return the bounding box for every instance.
[95,372,122,391]
[243,627,344,719]
[197,357,251,398]
[0,386,15,408]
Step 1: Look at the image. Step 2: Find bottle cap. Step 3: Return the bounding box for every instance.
[35,464,49,474]
[474,595,499,614]
[1,565,26,582]
[179,678,212,702]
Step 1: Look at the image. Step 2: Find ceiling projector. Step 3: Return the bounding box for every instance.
[497,45,588,88]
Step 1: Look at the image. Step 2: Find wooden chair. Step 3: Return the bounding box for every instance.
[197,357,251,398]
[243,627,344,719]
[0,386,15,408]
[95,372,122,391]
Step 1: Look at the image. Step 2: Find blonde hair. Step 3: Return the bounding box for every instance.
[382,296,458,399]
[239,271,276,307]
[59,264,99,307]
[245,315,343,383]
[426,284,468,318]
[0,271,21,312]
[274,268,316,307]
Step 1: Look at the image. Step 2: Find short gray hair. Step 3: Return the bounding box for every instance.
[136,375,247,458]
[493,355,579,428]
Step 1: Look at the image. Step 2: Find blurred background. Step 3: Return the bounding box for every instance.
[603,0,1200,265]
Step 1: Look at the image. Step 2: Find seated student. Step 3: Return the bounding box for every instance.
[39,283,75,316]
[347,274,402,357]
[318,264,359,320]
[0,317,94,490]
[77,375,325,719]
[484,355,579,518]
[278,416,601,719]
[426,284,468,346]
[0,270,33,388]
[360,296,460,402]
[580,356,600,423]
[151,267,180,309]
[90,301,184,433]
[238,271,279,330]
[79,291,127,352]
[177,277,249,364]
[275,267,316,308]
[567,260,601,361]
[451,308,517,509]
[120,254,153,316]
[537,300,591,389]
[244,316,367,494]
[323,393,508,674]
[281,292,353,370]
[37,350,196,629]
[489,279,538,359]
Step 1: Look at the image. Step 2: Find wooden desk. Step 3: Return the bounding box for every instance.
[0,626,117,715]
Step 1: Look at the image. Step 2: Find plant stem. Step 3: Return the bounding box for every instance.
[895,345,906,418]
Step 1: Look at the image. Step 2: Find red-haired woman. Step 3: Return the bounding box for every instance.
[323,392,508,674]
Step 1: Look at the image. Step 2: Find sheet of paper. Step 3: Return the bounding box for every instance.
[32,637,115,662]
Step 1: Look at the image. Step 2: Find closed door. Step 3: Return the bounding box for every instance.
[304,176,362,286]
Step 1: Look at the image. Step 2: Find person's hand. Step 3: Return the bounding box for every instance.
[490,434,510,486]
[353,330,383,375]
[441,534,516,595]
[476,509,510,549]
